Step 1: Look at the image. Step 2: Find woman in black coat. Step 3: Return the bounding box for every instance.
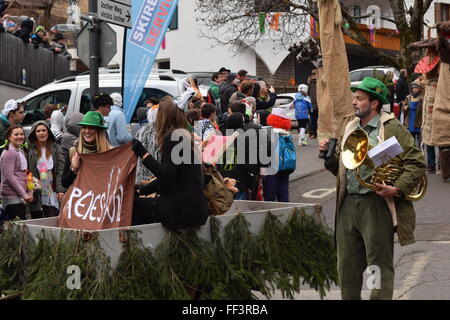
[131,97,209,231]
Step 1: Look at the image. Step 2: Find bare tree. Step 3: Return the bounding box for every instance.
[195,0,435,76]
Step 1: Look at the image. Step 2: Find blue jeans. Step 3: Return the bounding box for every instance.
[234,192,247,200]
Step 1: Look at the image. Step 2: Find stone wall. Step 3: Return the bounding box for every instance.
[256,53,296,89]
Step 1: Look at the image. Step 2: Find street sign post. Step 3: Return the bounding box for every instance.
[77,21,117,68]
[97,0,131,28]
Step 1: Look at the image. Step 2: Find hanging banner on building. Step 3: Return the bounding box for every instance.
[58,143,138,230]
[123,0,180,123]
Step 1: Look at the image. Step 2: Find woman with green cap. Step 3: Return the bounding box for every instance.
[62,111,111,188]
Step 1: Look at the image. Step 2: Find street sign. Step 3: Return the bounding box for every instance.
[77,21,117,68]
[97,0,131,28]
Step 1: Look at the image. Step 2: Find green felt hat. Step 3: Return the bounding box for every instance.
[351,77,389,105]
[78,111,108,129]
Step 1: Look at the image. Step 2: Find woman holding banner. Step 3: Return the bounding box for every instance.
[27,120,65,218]
[62,111,111,189]
[131,97,209,231]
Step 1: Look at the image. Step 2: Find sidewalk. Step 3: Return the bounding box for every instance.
[290,132,325,181]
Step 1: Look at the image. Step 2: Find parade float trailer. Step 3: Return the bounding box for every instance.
[0,201,338,300]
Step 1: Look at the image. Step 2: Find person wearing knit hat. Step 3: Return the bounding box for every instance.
[105,92,132,147]
[292,84,312,146]
[403,81,423,147]
[262,107,296,202]
[0,99,25,144]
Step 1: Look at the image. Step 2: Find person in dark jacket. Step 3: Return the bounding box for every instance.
[27,120,65,218]
[51,33,72,60]
[131,97,209,231]
[0,0,7,16]
[395,69,410,114]
[220,73,239,114]
[218,112,260,200]
[307,69,318,138]
[31,26,52,49]
[254,82,277,111]
[13,18,33,43]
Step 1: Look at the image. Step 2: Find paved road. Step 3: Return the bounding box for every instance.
[263,135,450,300]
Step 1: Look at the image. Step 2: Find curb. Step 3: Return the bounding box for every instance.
[289,168,326,182]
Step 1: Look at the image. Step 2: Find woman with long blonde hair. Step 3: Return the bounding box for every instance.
[62,111,111,188]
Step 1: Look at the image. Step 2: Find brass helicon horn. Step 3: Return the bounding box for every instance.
[342,129,427,202]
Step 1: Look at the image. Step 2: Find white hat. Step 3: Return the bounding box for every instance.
[298,84,308,94]
[110,92,122,107]
[271,107,290,119]
[2,99,18,116]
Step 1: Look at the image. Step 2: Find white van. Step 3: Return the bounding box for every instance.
[18,69,188,127]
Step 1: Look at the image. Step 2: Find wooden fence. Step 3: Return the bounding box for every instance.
[0,32,70,89]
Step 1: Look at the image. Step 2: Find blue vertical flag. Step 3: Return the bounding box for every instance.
[123,0,179,123]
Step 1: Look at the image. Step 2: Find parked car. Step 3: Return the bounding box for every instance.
[350,66,399,87]
[275,93,297,125]
[17,68,189,128]
[50,24,81,33]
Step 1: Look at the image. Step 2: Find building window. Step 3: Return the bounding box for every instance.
[353,6,361,23]
[169,5,178,30]
[254,0,289,13]
[442,4,449,22]
[435,3,450,23]
[158,61,170,69]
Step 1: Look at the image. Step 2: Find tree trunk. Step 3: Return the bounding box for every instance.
[42,4,53,30]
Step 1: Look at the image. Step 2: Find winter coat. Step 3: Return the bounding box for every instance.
[13,19,33,43]
[27,121,65,212]
[220,83,238,113]
[395,76,410,105]
[139,131,209,230]
[294,93,312,120]
[0,147,27,199]
[209,81,220,100]
[325,112,426,246]
[52,43,72,60]
[404,94,423,131]
[308,78,318,110]
[255,92,277,111]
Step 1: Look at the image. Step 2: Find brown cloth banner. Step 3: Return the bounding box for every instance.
[58,142,138,230]
[317,0,354,141]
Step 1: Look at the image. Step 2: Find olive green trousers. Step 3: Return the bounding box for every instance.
[336,192,395,300]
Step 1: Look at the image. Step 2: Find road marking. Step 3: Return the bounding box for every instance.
[394,251,432,300]
[303,187,336,199]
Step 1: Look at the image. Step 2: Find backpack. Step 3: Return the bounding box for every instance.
[203,164,235,215]
[278,135,296,173]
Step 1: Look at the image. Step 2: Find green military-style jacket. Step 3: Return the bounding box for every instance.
[325,112,426,246]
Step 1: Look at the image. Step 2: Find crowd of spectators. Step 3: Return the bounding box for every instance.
[0,13,72,59]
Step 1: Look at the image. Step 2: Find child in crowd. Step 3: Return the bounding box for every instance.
[403,82,423,147]
[262,108,296,202]
[292,84,312,146]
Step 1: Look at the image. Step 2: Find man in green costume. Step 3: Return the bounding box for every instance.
[319,77,426,300]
